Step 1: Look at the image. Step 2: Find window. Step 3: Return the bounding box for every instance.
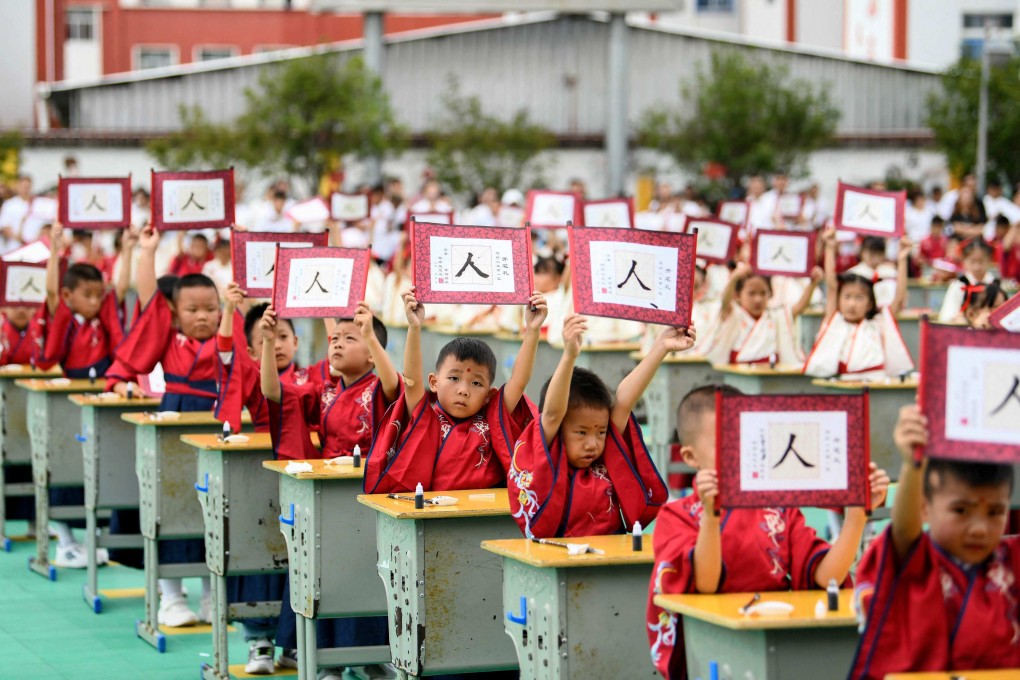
[65,7,95,41]
[135,46,176,70]
[697,0,735,11]
[195,46,239,62]
[963,13,1013,29]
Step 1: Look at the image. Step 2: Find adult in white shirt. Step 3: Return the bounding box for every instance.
[408,180,454,215]
[982,180,1020,240]
[904,189,936,245]
[464,187,500,226]
[745,174,780,234]
[936,173,976,221]
[252,190,297,233]
[0,175,46,252]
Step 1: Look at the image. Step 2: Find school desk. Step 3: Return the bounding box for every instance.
[715,364,825,396]
[0,365,60,552]
[17,377,105,580]
[264,458,390,680]
[187,433,296,680]
[70,393,161,612]
[812,377,918,479]
[359,489,522,678]
[122,411,250,653]
[482,534,658,679]
[905,278,948,312]
[654,589,858,680]
[886,671,1020,679]
[549,340,641,392]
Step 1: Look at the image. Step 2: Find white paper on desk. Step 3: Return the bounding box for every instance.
[285,461,313,474]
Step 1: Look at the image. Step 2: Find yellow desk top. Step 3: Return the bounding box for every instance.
[629,351,711,365]
[482,535,653,567]
[549,341,642,353]
[653,590,856,630]
[358,488,510,519]
[121,411,252,427]
[811,377,919,391]
[186,432,319,452]
[262,457,364,480]
[714,364,805,376]
[0,365,62,379]
[15,378,106,393]
[68,393,161,408]
[886,672,1020,680]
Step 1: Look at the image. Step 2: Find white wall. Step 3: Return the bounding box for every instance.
[908,0,962,69]
[740,0,787,44]
[0,0,37,127]
[64,41,103,82]
[797,0,843,52]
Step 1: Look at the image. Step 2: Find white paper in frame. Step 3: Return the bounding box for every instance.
[738,410,850,492]
[244,241,315,291]
[530,194,576,226]
[587,240,679,313]
[755,233,810,274]
[331,193,369,222]
[161,179,227,223]
[428,236,518,294]
[285,257,354,309]
[4,265,46,304]
[66,183,126,224]
[778,194,802,218]
[840,189,900,235]
[718,201,749,226]
[687,220,733,262]
[583,202,632,229]
[943,346,1020,446]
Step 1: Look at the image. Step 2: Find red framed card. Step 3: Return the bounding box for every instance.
[682,216,737,264]
[833,181,906,238]
[525,190,582,229]
[568,226,697,327]
[331,193,370,222]
[582,198,634,229]
[717,200,750,230]
[777,193,804,220]
[751,229,817,277]
[58,176,131,230]
[151,169,235,231]
[272,246,370,319]
[918,319,1020,463]
[0,260,48,307]
[716,390,871,510]
[411,221,534,305]
[285,197,331,225]
[232,231,329,298]
[989,293,1020,332]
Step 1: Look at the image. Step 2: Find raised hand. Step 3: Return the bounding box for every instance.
[561,313,587,358]
[353,301,376,339]
[695,468,719,514]
[259,304,278,342]
[656,324,697,354]
[523,291,549,332]
[402,286,425,328]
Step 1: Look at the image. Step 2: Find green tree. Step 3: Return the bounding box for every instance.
[147,55,406,190]
[926,55,1020,182]
[426,78,556,200]
[0,130,24,182]
[637,50,840,188]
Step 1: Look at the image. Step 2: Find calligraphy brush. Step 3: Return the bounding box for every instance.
[529,536,605,555]
[387,493,441,506]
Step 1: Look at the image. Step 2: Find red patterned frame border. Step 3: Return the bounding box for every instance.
[918,319,1020,463]
[716,390,871,510]
[58,176,132,229]
[405,210,454,230]
[582,197,634,228]
[682,216,738,265]
[151,168,235,231]
[410,220,534,305]
[988,293,1020,331]
[525,190,582,229]
[231,231,329,298]
[0,260,49,307]
[272,246,370,319]
[568,226,697,327]
[717,199,750,230]
[751,229,817,278]
[833,181,906,238]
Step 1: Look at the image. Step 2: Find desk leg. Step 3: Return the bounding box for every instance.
[135,536,166,653]
[201,573,230,680]
[302,614,318,680]
[27,477,54,580]
[82,501,101,612]
[0,458,9,553]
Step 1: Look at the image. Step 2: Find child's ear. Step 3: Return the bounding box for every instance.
[920,499,930,524]
[59,288,72,303]
[485,387,495,404]
[427,372,438,393]
[679,445,698,467]
[246,346,259,362]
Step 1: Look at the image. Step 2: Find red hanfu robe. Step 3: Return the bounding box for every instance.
[849,529,1020,680]
[507,417,667,539]
[363,388,534,494]
[268,370,398,461]
[37,292,125,378]
[0,309,43,366]
[645,495,835,680]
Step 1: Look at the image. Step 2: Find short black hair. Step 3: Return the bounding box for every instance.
[676,384,743,446]
[436,337,496,383]
[62,263,104,291]
[923,459,1014,500]
[172,273,218,302]
[335,316,387,348]
[157,275,179,301]
[860,236,886,255]
[245,302,294,346]
[837,273,879,319]
[962,237,995,259]
[534,256,565,277]
[735,273,771,295]
[191,234,208,244]
[538,366,612,414]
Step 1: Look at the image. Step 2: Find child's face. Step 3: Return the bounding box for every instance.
[174,286,220,341]
[924,471,1010,566]
[3,306,33,329]
[328,321,374,376]
[963,250,991,281]
[965,306,993,329]
[428,356,492,420]
[693,270,707,299]
[680,411,716,470]
[860,249,884,269]
[248,320,298,370]
[61,281,105,321]
[215,245,230,263]
[533,270,561,294]
[736,276,770,319]
[561,404,610,469]
[190,239,209,259]
[839,281,873,324]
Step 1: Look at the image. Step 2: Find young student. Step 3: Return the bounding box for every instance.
[918,217,947,269]
[363,286,546,493]
[847,236,899,309]
[959,279,1008,329]
[803,230,914,380]
[938,237,999,323]
[849,406,1020,679]
[169,232,212,277]
[507,314,684,538]
[704,262,816,367]
[105,226,224,627]
[202,237,232,297]
[646,385,889,680]
[0,305,42,365]
[261,303,399,679]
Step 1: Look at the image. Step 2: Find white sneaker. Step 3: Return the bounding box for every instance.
[157,594,199,627]
[244,639,276,675]
[198,594,212,624]
[278,649,298,669]
[353,664,398,680]
[51,543,88,568]
[317,668,345,680]
[95,547,109,565]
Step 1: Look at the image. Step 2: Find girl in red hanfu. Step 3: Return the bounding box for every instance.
[0,305,42,365]
[507,314,683,539]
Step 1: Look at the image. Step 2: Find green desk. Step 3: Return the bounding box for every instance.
[188,433,289,680]
[655,589,858,680]
[19,378,104,580]
[265,458,389,680]
[716,365,823,396]
[122,411,240,653]
[71,393,161,612]
[359,489,521,679]
[0,366,60,552]
[906,278,947,311]
[483,535,658,679]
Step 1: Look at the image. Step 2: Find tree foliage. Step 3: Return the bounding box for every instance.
[0,130,24,182]
[147,55,406,190]
[926,56,1020,182]
[426,78,556,200]
[637,50,840,186]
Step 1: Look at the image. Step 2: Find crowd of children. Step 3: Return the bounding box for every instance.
[0,169,1017,680]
